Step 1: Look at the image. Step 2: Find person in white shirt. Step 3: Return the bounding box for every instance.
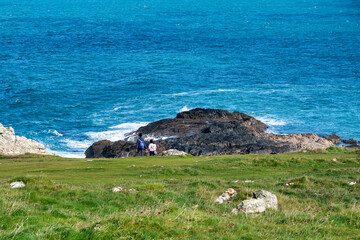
[148,139,157,156]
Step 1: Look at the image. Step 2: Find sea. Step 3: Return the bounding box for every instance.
[1,0,359,157]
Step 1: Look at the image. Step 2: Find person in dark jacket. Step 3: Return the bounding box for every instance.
[136,133,146,157]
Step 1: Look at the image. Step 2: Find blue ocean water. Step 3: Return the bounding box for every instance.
[1,0,359,157]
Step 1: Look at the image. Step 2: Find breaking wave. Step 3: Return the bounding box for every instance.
[179,106,192,112]
[256,116,287,126]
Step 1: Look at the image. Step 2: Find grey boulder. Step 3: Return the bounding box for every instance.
[232,190,278,214]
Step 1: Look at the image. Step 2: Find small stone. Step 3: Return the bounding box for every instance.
[215,188,237,204]
[10,181,26,188]
[128,188,136,192]
[332,158,337,162]
[234,180,239,183]
[244,180,254,183]
[113,186,125,192]
[159,149,187,156]
[86,160,93,162]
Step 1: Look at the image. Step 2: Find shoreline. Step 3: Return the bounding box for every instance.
[2,109,359,158]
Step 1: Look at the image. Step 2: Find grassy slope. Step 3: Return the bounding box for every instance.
[0,148,360,239]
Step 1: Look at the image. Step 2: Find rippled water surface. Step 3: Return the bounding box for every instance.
[1,0,359,157]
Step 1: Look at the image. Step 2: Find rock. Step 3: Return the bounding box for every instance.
[344,144,360,150]
[253,190,278,210]
[284,182,295,186]
[85,139,167,158]
[343,138,359,145]
[322,134,341,144]
[232,190,278,214]
[127,108,268,140]
[112,187,137,192]
[0,123,54,156]
[10,181,26,189]
[243,180,254,183]
[85,108,337,158]
[159,149,187,156]
[215,188,237,204]
[332,158,337,162]
[264,133,334,151]
[231,198,266,214]
[113,186,125,192]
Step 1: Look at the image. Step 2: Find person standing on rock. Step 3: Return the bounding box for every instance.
[136,133,146,157]
[148,139,157,156]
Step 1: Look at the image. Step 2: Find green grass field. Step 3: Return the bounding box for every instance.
[1,148,360,239]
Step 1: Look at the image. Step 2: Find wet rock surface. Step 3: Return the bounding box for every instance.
[344,144,360,150]
[343,138,359,145]
[86,108,335,158]
[322,134,341,144]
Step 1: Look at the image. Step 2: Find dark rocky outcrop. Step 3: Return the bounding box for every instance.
[85,140,167,158]
[86,108,335,158]
[344,144,360,150]
[322,134,341,144]
[124,108,267,141]
[342,138,359,145]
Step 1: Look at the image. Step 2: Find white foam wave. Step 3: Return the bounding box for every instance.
[109,122,149,130]
[111,106,131,111]
[179,106,192,112]
[256,116,287,126]
[264,129,278,134]
[62,139,93,149]
[45,129,63,137]
[164,89,238,96]
[86,122,149,142]
[86,130,130,142]
[53,150,85,158]
[56,121,149,158]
